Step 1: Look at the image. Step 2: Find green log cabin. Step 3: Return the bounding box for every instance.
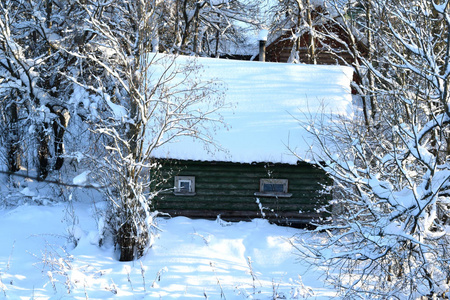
[153,159,331,226]
[152,55,353,226]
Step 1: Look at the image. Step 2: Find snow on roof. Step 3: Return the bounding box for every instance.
[153,55,353,165]
[258,29,269,41]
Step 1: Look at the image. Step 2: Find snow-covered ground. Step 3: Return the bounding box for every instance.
[0,185,337,299]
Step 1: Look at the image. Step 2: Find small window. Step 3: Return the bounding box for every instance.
[263,183,285,193]
[179,180,192,193]
[255,179,292,198]
[174,176,196,196]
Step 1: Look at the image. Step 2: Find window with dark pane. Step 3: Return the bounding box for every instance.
[263,183,284,193]
[179,180,191,193]
[255,178,292,197]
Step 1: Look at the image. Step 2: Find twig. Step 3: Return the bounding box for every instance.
[210,262,226,299]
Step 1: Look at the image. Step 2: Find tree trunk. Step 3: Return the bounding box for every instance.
[365,0,377,124]
[215,25,220,58]
[119,212,136,261]
[37,124,50,181]
[180,0,191,53]
[193,2,201,54]
[305,0,316,64]
[52,107,70,171]
[117,0,147,261]
[7,102,20,172]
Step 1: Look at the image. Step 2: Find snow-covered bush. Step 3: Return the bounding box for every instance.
[69,1,227,261]
[293,1,450,298]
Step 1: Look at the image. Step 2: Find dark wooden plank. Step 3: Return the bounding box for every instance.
[155,203,320,213]
[157,192,326,203]
[161,175,327,186]
[154,197,322,211]
[159,159,324,172]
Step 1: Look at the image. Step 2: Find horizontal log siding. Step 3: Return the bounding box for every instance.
[153,160,330,226]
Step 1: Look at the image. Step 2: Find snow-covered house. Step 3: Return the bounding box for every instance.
[153,56,353,226]
[263,2,367,66]
[258,3,366,95]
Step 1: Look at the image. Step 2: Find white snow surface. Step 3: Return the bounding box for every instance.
[258,29,269,41]
[73,170,91,186]
[153,56,353,164]
[0,199,335,299]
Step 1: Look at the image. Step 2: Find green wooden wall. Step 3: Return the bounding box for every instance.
[152,159,331,226]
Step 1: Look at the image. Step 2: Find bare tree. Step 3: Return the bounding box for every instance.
[292,0,450,298]
[157,0,261,57]
[70,0,226,261]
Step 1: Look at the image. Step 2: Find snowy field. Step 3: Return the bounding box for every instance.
[0,185,337,299]
[0,55,351,299]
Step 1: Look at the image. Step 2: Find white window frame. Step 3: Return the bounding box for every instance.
[174,176,196,196]
[254,178,292,198]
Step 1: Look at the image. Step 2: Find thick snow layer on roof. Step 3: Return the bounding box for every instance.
[153,55,353,164]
